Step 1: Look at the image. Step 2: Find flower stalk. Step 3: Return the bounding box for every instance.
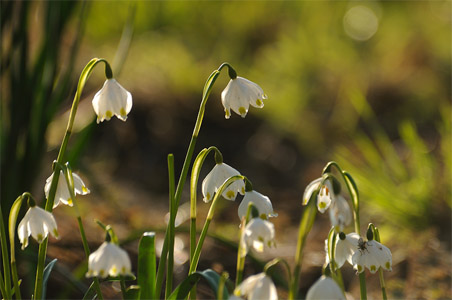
[235,202,254,286]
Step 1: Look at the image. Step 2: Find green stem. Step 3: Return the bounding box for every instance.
[120,276,127,299]
[235,202,254,287]
[288,189,318,300]
[165,155,176,299]
[34,58,112,300]
[0,204,12,299]
[155,64,225,298]
[0,265,7,300]
[188,176,244,275]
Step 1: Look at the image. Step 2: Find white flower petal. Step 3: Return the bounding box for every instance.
[302,178,322,205]
[244,218,275,254]
[44,170,89,208]
[92,79,133,123]
[17,206,58,249]
[306,275,345,300]
[236,273,278,300]
[238,190,276,220]
[201,163,244,202]
[87,242,132,278]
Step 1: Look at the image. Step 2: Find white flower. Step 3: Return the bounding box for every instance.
[242,218,275,256]
[235,273,278,300]
[238,190,277,220]
[202,163,245,202]
[329,195,352,231]
[334,232,360,268]
[44,170,90,208]
[221,76,267,119]
[17,206,59,250]
[86,242,132,278]
[306,275,345,300]
[92,78,133,123]
[352,238,392,274]
[302,177,334,213]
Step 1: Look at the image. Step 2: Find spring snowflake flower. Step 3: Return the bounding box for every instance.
[92,78,133,123]
[242,218,275,256]
[329,194,352,231]
[221,76,267,119]
[17,206,59,250]
[44,170,90,208]
[352,238,392,274]
[238,190,277,220]
[306,275,345,300]
[202,163,245,202]
[302,177,334,213]
[334,232,360,268]
[235,272,278,300]
[86,241,132,278]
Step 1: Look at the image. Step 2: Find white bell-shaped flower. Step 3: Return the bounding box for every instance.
[202,163,245,202]
[221,76,267,119]
[238,190,277,220]
[235,272,278,300]
[86,241,132,278]
[44,170,90,208]
[17,206,59,250]
[302,177,334,213]
[243,218,275,256]
[352,238,392,274]
[329,195,352,230]
[306,275,345,300]
[334,232,360,268]
[92,78,133,123]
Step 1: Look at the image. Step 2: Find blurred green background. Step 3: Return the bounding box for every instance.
[1,1,451,299]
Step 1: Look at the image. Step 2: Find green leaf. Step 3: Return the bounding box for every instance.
[42,259,58,300]
[137,232,156,300]
[8,195,24,252]
[82,281,96,300]
[167,269,228,300]
[124,285,140,300]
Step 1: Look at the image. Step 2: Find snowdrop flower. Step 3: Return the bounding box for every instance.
[334,232,360,268]
[235,272,278,300]
[238,190,277,220]
[202,163,245,202]
[306,275,345,300]
[86,241,132,278]
[92,78,132,123]
[17,206,58,250]
[302,177,334,213]
[352,238,392,274]
[242,218,275,256]
[329,194,352,231]
[44,170,90,208]
[221,76,267,119]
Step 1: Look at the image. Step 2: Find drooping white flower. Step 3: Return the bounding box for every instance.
[242,218,275,256]
[329,194,352,231]
[92,78,133,123]
[202,163,245,202]
[238,190,277,220]
[302,177,334,213]
[235,273,278,300]
[221,76,267,119]
[17,206,59,250]
[352,238,392,274]
[86,241,132,278]
[306,275,345,300]
[44,170,90,208]
[334,232,360,268]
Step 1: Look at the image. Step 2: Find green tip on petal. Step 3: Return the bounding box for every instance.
[238,107,247,117]
[385,261,391,269]
[106,110,113,118]
[370,265,376,272]
[53,229,59,238]
[37,234,43,243]
[67,198,73,206]
[226,190,235,199]
[82,186,88,193]
[319,202,326,209]
[120,107,127,116]
[256,99,262,106]
[357,265,363,273]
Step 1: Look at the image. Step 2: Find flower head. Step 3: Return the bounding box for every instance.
[352,238,392,274]
[242,218,275,256]
[92,78,132,123]
[235,273,278,300]
[17,206,58,250]
[221,76,267,119]
[329,195,352,231]
[202,163,245,202]
[86,241,132,278]
[302,177,334,213]
[238,190,277,220]
[334,232,360,268]
[306,275,345,300]
[44,170,90,208]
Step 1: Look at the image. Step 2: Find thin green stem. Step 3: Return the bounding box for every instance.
[120,276,127,299]
[188,176,244,275]
[165,155,176,299]
[235,202,254,287]
[0,266,7,300]
[156,64,226,298]
[0,204,12,299]
[35,58,112,300]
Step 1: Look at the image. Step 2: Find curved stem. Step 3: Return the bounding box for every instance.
[35,58,112,300]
